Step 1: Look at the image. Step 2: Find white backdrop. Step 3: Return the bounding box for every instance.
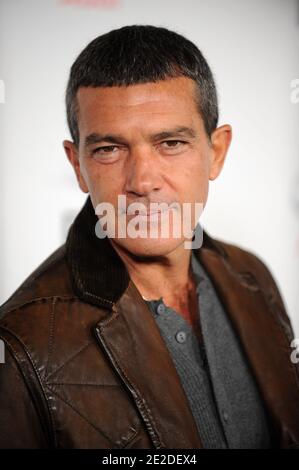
[0,0,298,335]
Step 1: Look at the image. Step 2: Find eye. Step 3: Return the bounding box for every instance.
[92,145,119,155]
[159,140,187,153]
[91,145,124,162]
[163,140,184,147]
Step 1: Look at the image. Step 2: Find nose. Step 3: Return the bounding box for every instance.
[124,146,163,197]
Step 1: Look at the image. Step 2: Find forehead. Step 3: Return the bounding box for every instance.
[76,77,202,133]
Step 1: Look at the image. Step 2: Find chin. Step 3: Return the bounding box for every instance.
[111,236,186,258]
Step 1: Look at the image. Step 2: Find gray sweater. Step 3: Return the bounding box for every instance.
[145,251,272,449]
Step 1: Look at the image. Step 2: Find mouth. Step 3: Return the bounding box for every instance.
[127,208,169,217]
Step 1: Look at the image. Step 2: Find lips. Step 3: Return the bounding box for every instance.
[128,208,168,216]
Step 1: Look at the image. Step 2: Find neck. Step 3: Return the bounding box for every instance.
[109,240,195,308]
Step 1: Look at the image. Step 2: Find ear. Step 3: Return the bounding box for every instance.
[63,140,89,193]
[209,124,232,181]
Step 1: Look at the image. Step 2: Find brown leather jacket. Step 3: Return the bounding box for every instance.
[0,197,299,449]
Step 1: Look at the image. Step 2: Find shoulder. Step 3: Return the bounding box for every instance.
[202,230,283,292]
[0,242,106,339]
[209,234,284,297]
[0,244,107,394]
[0,242,107,339]
[201,230,294,339]
[0,245,80,370]
[0,244,75,319]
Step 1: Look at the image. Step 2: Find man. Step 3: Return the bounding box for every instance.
[0,25,298,449]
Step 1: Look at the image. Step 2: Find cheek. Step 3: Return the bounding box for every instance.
[175,155,210,202]
[83,161,124,204]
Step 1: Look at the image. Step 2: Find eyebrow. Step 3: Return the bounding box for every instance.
[84,126,197,148]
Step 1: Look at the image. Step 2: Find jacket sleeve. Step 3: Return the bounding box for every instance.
[0,341,49,448]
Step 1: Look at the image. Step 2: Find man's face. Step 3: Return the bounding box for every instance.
[64,77,231,257]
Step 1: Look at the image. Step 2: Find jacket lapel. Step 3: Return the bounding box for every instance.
[94,281,203,449]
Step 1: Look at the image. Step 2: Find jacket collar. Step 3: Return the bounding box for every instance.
[66,196,130,309]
